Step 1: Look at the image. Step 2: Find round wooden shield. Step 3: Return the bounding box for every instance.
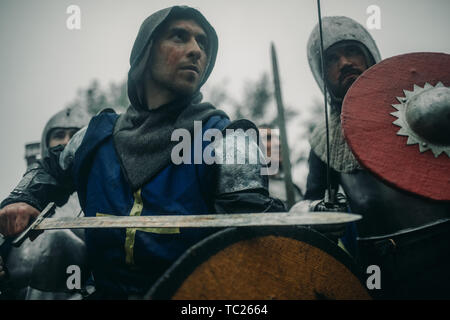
[342,52,450,201]
[146,227,371,300]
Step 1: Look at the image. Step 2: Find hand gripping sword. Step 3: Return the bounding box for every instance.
[7,202,361,246]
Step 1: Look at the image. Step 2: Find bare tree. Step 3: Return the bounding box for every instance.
[66,79,129,116]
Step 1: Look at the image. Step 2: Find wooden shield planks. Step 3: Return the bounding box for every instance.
[147,227,371,300]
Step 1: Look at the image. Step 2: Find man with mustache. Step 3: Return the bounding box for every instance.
[299,18,450,300]
[0,6,284,298]
[290,17,381,254]
[324,43,368,103]
[301,16,380,207]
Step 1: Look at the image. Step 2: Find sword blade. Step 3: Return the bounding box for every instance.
[33,212,361,230]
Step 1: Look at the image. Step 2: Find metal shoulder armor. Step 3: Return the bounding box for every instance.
[59,126,87,170]
[213,119,268,195]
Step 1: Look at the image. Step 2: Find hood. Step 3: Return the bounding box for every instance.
[40,107,91,158]
[307,16,381,106]
[127,6,219,110]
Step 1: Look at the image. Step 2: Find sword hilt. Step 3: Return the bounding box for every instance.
[11,202,56,247]
[324,188,337,205]
[323,190,348,213]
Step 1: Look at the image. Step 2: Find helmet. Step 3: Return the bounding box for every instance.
[40,107,91,158]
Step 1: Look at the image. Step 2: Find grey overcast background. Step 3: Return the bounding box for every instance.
[0,0,449,200]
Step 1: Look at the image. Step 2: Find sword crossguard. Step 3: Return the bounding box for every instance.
[316,191,349,213]
[11,202,56,247]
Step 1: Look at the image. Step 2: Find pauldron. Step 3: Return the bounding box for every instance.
[212,120,268,195]
[59,126,87,170]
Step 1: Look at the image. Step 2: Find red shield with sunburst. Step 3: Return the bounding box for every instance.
[341,52,450,201]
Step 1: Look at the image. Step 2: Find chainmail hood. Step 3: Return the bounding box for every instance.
[307,16,381,173]
[127,5,218,110]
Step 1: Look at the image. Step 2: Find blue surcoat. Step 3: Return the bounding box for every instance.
[72,112,230,296]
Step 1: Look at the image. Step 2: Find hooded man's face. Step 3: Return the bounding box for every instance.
[324,43,368,99]
[147,19,208,98]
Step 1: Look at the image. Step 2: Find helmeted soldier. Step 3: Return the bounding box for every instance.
[0,6,285,299]
[0,106,91,299]
[289,16,381,253]
[303,16,381,205]
[302,16,450,234]
[296,16,450,298]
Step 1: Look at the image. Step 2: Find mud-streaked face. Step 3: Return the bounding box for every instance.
[148,19,208,97]
[325,43,368,99]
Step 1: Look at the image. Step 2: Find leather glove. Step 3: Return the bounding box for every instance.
[0,256,5,280]
[311,192,348,212]
[289,193,349,243]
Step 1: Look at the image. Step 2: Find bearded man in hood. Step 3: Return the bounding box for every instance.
[289,17,381,253]
[296,16,450,299]
[303,16,381,205]
[302,16,448,234]
[0,6,284,298]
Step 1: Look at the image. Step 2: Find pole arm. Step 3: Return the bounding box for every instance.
[270,42,296,209]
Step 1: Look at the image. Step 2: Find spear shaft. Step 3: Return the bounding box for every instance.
[271,43,296,209]
[316,0,334,204]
